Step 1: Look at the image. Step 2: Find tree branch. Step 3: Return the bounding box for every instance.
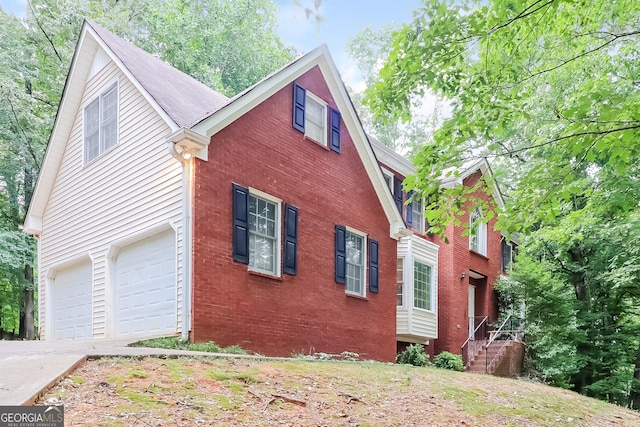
[28,1,63,63]
[488,0,556,35]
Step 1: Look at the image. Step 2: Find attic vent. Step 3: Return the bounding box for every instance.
[89,47,110,79]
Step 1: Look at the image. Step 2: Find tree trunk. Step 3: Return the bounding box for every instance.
[23,265,35,340]
[629,342,640,410]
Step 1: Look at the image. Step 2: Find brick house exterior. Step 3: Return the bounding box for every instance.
[371,139,513,358]
[25,21,405,362]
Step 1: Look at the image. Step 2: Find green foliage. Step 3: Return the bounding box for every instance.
[130,336,247,355]
[433,351,465,372]
[397,344,431,367]
[365,0,640,234]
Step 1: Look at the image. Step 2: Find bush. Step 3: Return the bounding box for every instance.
[433,351,465,371]
[397,344,430,367]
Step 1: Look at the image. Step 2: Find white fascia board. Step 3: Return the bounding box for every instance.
[369,137,414,178]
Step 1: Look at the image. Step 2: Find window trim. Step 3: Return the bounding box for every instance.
[83,81,119,164]
[345,226,367,298]
[304,91,327,146]
[247,187,282,277]
[469,207,487,256]
[381,167,395,195]
[412,257,436,313]
[396,257,405,308]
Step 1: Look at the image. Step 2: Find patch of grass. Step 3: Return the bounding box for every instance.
[70,375,86,384]
[106,374,125,387]
[117,389,166,409]
[130,336,247,354]
[204,369,232,381]
[127,369,148,379]
[235,371,258,384]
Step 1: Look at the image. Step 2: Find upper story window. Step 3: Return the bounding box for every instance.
[413,260,433,311]
[469,207,487,256]
[292,83,341,152]
[304,92,327,145]
[248,192,281,276]
[381,167,394,194]
[411,197,424,234]
[84,83,118,163]
[502,238,515,271]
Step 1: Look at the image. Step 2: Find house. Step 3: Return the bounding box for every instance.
[23,20,411,361]
[370,139,516,361]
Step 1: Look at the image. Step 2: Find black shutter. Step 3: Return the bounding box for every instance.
[293,83,306,132]
[394,177,403,215]
[283,204,299,275]
[406,190,413,227]
[232,184,249,264]
[335,225,346,284]
[369,238,379,293]
[329,107,341,153]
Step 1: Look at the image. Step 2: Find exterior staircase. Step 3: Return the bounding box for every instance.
[462,315,525,377]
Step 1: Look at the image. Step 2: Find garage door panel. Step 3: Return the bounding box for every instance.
[114,230,177,337]
[52,261,93,340]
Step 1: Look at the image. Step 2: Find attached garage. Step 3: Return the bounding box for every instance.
[114,229,177,337]
[52,260,93,340]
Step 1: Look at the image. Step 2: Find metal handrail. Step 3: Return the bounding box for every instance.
[486,314,512,348]
[486,338,512,374]
[461,316,488,349]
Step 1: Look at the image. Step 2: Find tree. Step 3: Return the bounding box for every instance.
[365,0,640,234]
[0,0,296,338]
[347,24,443,155]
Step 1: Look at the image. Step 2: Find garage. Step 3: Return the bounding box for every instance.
[114,230,177,337]
[52,260,93,340]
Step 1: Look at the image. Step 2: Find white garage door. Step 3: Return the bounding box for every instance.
[114,230,177,337]
[52,261,93,340]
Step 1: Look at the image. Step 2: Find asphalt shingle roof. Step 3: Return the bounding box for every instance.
[87,20,229,128]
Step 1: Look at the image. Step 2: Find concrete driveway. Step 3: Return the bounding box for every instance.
[0,338,245,405]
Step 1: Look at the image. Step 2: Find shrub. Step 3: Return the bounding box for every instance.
[433,351,465,371]
[397,344,430,367]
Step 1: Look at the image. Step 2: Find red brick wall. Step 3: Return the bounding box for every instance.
[434,170,503,355]
[191,67,397,361]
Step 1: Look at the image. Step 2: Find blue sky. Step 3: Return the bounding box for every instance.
[1,0,420,88]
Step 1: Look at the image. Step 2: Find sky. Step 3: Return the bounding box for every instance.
[0,0,420,90]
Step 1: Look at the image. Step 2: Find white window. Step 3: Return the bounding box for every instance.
[305,91,327,146]
[396,258,404,306]
[411,197,424,233]
[413,260,433,311]
[248,191,281,276]
[469,207,487,255]
[381,167,394,194]
[345,229,366,296]
[84,83,118,163]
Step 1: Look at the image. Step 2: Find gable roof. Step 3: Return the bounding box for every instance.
[191,44,407,238]
[370,140,505,210]
[26,24,405,238]
[86,21,228,128]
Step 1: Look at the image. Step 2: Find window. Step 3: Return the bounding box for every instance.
[248,192,281,276]
[345,230,366,296]
[304,92,327,145]
[502,238,513,271]
[381,168,394,194]
[413,261,433,310]
[411,197,424,233]
[232,184,298,277]
[396,258,404,306]
[292,83,341,152]
[84,83,118,163]
[469,207,487,255]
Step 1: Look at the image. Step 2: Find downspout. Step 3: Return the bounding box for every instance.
[168,141,193,341]
[167,128,209,342]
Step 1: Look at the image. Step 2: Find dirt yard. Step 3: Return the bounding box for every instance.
[38,356,640,426]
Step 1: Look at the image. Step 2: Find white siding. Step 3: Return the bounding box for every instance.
[38,59,183,339]
[396,235,439,342]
